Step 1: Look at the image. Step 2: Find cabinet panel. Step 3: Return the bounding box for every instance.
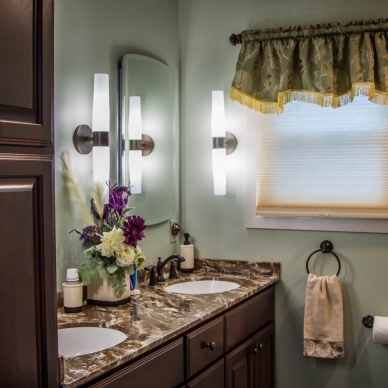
[225,287,274,351]
[0,0,33,109]
[187,359,224,388]
[186,316,224,377]
[0,155,57,388]
[0,0,53,146]
[225,338,253,388]
[251,323,274,388]
[89,338,184,388]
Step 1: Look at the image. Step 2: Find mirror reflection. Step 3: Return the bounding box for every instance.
[119,54,176,225]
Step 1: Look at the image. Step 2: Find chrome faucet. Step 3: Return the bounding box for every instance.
[156,254,185,282]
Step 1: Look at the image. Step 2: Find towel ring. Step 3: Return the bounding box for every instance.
[306,240,341,276]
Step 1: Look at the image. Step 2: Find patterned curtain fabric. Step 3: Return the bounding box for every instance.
[231,19,388,114]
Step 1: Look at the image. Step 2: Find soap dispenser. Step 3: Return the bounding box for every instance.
[62,268,83,313]
[180,233,194,273]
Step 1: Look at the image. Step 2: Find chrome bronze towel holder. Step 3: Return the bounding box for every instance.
[306,240,341,276]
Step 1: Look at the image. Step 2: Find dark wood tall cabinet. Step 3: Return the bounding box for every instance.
[0,1,58,387]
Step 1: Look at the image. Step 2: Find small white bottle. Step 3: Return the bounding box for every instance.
[62,268,83,313]
[180,233,194,273]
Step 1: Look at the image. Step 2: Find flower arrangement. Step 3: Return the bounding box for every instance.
[61,151,146,298]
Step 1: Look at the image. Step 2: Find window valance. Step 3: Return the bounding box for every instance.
[230,19,388,114]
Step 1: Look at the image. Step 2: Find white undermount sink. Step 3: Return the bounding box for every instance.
[58,327,127,357]
[164,280,240,295]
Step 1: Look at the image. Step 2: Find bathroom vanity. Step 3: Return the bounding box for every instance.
[58,260,280,388]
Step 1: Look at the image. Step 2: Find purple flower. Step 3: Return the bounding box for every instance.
[80,225,102,248]
[123,216,147,247]
[108,184,131,217]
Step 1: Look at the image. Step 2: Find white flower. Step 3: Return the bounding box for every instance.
[116,245,136,267]
[96,226,125,258]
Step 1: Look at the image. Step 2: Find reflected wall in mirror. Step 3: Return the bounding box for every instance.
[119,54,176,225]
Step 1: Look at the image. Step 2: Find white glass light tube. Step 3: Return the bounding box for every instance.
[128,96,143,194]
[92,74,110,201]
[212,148,226,195]
[212,91,226,195]
[211,91,226,138]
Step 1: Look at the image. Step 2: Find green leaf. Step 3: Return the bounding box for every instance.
[107,264,118,274]
[123,265,135,275]
[98,267,108,279]
[69,229,82,235]
[102,224,112,233]
[123,207,136,214]
[111,271,127,298]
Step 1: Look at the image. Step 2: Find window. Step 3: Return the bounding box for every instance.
[245,96,388,233]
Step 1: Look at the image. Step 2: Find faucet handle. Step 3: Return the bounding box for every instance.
[156,257,165,282]
[145,265,157,286]
[169,260,178,279]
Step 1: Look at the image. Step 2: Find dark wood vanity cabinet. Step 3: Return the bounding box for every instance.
[90,286,275,388]
[0,1,57,387]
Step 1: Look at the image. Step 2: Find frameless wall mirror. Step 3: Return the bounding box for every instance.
[118,54,176,225]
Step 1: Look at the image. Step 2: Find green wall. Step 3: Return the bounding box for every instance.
[54,0,179,286]
[178,0,388,387]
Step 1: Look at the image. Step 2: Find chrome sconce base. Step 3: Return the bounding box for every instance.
[73,124,109,155]
[129,134,154,156]
[212,131,238,155]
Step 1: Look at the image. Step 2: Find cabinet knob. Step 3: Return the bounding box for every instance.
[205,341,216,351]
[250,344,263,355]
[250,347,258,355]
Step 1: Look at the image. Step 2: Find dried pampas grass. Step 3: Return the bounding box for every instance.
[91,180,105,220]
[60,151,94,226]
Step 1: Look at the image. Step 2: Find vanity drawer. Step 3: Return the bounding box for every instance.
[186,316,224,378]
[89,338,184,388]
[224,286,274,351]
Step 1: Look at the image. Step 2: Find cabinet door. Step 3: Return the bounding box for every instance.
[0,155,57,388]
[225,337,254,388]
[0,0,53,147]
[251,323,275,388]
[187,359,224,388]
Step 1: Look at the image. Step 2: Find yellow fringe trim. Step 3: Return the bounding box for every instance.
[230,83,388,114]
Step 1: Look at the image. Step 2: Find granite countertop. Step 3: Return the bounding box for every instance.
[58,259,280,387]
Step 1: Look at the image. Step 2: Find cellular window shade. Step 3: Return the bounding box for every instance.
[256,96,388,218]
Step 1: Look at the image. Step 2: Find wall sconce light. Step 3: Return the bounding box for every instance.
[125,96,154,194]
[73,73,110,190]
[211,90,237,195]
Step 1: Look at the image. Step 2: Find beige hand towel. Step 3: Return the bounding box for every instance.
[303,273,344,358]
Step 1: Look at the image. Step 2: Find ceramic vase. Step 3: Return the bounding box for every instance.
[87,274,131,306]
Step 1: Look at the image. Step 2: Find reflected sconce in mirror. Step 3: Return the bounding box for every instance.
[126,96,154,194]
[119,54,175,225]
[211,90,237,195]
[73,73,110,189]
